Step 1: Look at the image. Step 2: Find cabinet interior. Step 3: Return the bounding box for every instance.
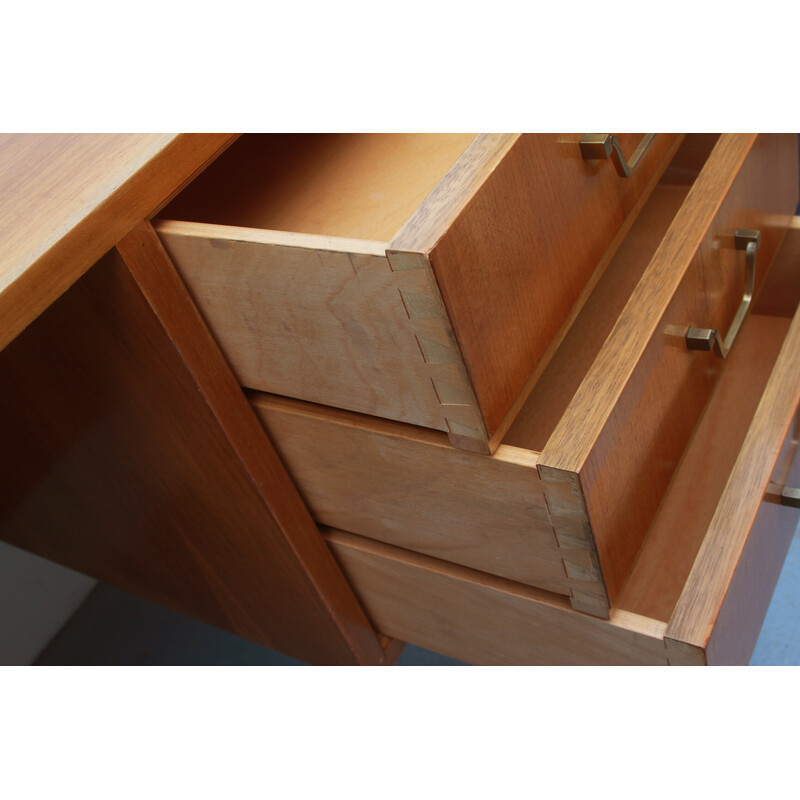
[158,133,477,242]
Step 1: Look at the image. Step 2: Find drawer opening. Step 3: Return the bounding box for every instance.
[502,134,721,454]
[157,133,477,242]
[616,226,800,624]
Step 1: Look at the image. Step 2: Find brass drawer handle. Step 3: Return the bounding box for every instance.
[579,133,658,177]
[765,484,800,507]
[765,414,800,507]
[686,229,760,359]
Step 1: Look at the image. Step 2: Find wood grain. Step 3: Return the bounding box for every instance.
[326,529,668,666]
[539,134,768,473]
[505,136,719,452]
[0,133,236,352]
[540,133,799,602]
[390,134,519,253]
[159,133,476,241]
[119,221,386,664]
[250,392,605,602]
[492,135,689,451]
[666,274,800,658]
[384,247,489,452]
[752,216,800,317]
[158,133,677,453]
[702,440,800,665]
[616,314,791,621]
[379,635,407,665]
[658,134,721,185]
[505,182,693,450]
[425,133,682,438]
[0,239,385,665]
[157,220,483,434]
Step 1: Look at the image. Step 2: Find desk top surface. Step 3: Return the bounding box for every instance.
[0,132,235,350]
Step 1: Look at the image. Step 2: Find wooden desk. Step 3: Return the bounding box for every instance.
[2,133,797,665]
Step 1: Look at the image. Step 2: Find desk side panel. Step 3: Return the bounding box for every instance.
[0,247,383,665]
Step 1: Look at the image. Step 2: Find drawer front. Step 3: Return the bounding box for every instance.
[540,133,799,603]
[157,133,680,455]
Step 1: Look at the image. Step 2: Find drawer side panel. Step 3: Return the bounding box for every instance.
[426,133,682,438]
[251,393,609,610]
[668,295,800,657]
[706,485,800,665]
[326,530,667,666]
[158,222,484,437]
[573,134,798,601]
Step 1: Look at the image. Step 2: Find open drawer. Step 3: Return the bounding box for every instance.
[154,133,681,454]
[324,231,800,664]
[251,134,798,618]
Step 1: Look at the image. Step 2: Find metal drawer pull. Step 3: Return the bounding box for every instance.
[765,483,800,508]
[579,133,658,177]
[686,229,761,359]
[764,414,800,507]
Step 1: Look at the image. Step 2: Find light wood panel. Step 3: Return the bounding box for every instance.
[118,221,387,663]
[326,357,798,663]
[540,133,799,602]
[158,221,483,435]
[752,216,800,317]
[505,136,720,451]
[423,133,683,438]
[617,314,791,621]
[0,133,236,352]
[492,137,697,451]
[0,238,386,665]
[658,134,722,185]
[702,443,800,665]
[620,227,800,628]
[505,183,692,450]
[539,134,757,474]
[250,392,605,603]
[390,134,519,253]
[326,530,669,666]
[159,133,476,241]
[667,264,800,661]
